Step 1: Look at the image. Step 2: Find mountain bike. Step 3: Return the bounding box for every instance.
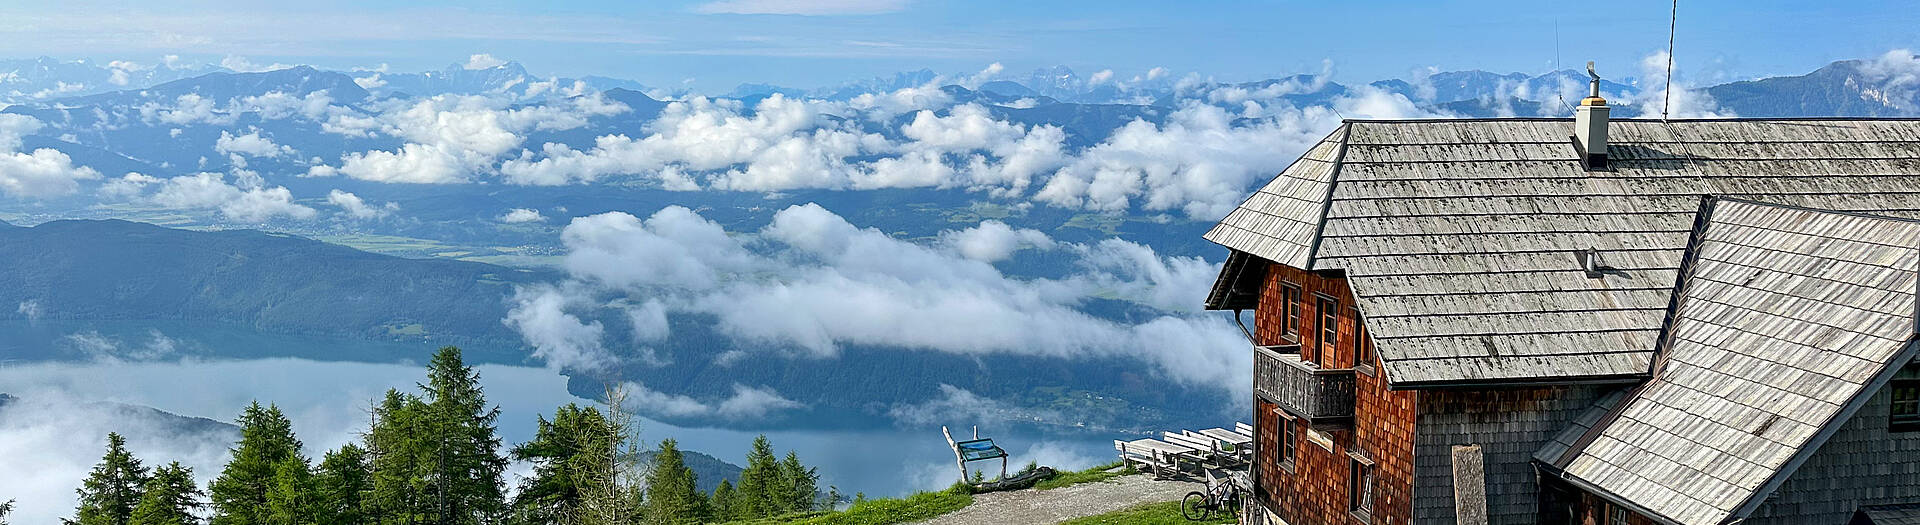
[1181,471,1243,521]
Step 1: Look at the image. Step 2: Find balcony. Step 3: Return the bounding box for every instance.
[1253,344,1356,428]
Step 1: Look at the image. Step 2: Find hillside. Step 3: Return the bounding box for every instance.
[0,219,542,345]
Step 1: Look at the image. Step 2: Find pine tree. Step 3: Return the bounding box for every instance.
[709,480,734,521]
[366,389,430,523]
[778,451,819,514]
[420,346,508,524]
[314,444,371,525]
[73,432,150,525]
[643,439,705,524]
[209,402,302,525]
[129,462,202,525]
[264,456,319,525]
[732,435,780,519]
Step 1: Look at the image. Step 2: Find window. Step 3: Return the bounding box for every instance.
[1893,379,1919,433]
[1281,285,1302,338]
[1277,414,1298,471]
[1315,296,1338,366]
[1607,504,1631,525]
[1348,454,1374,519]
[1351,307,1372,371]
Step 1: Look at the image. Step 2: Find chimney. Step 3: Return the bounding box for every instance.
[1574,61,1609,170]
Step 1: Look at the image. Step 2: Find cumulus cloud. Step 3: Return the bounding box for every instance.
[329,94,626,184]
[214,129,293,158]
[325,189,397,219]
[61,330,183,363]
[498,208,546,223]
[694,0,908,15]
[618,381,803,420]
[0,114,100,198]
[940,220,1053,262]
[108,171,317,222]
[464,53,509,70]
[1631,50,1732,118]
[504,203,1250,395]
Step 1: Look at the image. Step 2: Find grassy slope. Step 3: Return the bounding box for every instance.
[721,462,1139,525]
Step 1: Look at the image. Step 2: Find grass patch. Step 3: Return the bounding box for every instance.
[721,484,974,525]
[1034,460,1134,491]
[1059,500,1237,525]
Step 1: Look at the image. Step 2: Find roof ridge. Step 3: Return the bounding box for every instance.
[1303,123,1353,270]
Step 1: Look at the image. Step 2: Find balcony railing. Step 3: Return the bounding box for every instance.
[1253,344,1356,428]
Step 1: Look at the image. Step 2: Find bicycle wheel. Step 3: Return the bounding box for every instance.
[1182,491,1211,520]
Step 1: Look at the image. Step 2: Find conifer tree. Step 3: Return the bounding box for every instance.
[72,432,150,525]
[263,456,319,525]
[778,451,819,514]
[733,435,780,519]
[419,346,508,524]
[642,439,705,524]
[365,388,429,523]
[709,480,734,521]
[511,403,614,521]
[209,402,302,525]
[129,462,201,525]
[314,444,371,525]
[0,499,13,525]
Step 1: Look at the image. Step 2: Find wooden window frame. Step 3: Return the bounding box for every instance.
[1314,294,1338,366]
[1347,451,1375,521]
[1351,306,1374,374]
[1892,378,1920,433]
[1281,284,1302,339]
[1607,504,1631,525]
[1278,412,1298,473]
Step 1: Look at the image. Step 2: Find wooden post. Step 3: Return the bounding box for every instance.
[943,426,967,484]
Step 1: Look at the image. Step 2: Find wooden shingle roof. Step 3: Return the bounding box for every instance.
[1206,118,1920,386]
[1539,199,1920,525]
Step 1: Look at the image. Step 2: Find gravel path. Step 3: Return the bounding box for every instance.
[914,473,1203,525]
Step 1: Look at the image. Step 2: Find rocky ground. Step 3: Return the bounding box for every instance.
[915,472,1205,525]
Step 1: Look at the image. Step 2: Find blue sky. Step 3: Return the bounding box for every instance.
[2,0,1916,91]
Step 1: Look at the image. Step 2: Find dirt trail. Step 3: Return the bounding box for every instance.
[914,473,1203,525]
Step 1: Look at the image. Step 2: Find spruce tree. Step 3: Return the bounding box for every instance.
[419,346,508,524]
[732,435,780,519]
[73,432,150,525]
[209,402,302,525]
[710,480,734,521]
[314,444,371,525]
[263,456,319,525]
[642,439,704,524]
[778,451,819,514]
[129,462,202,525]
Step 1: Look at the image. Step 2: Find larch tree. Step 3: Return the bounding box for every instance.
[263,456,319,525]
[709,480,735,521]
[129,462,202,525]
[777,451,819,514]
[314,444,371,525]
[642,439,705,524]
[732,435,780,519]
[209,402,302,525]
[419,346,508,524]
[365,388,430,523]
[72,432,150,525]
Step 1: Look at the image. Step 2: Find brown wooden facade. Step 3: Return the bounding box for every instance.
[1248,261,1415,525]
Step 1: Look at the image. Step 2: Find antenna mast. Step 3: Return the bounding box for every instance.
[1662,0,1677,120]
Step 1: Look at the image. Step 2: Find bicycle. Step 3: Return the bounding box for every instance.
[1181,471,1244,521]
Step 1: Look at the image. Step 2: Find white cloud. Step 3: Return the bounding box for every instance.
[0,148,101,199]
[1857,49,1920,113]
[617,381,803,420]
[464,53,509,70]
[61,330,182,363]
[338,143,468,183]
[325,189,397,219]
[1631,50,1732,119]
[940,220,1053,263]
[125,172,317,222]
[505,203,1249,394]
[214,129,293,158]
[218,55,294,73]
[503,283,612,371]
[353,74,387,89]
[498,208,546,223]
[694,0,908,15]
